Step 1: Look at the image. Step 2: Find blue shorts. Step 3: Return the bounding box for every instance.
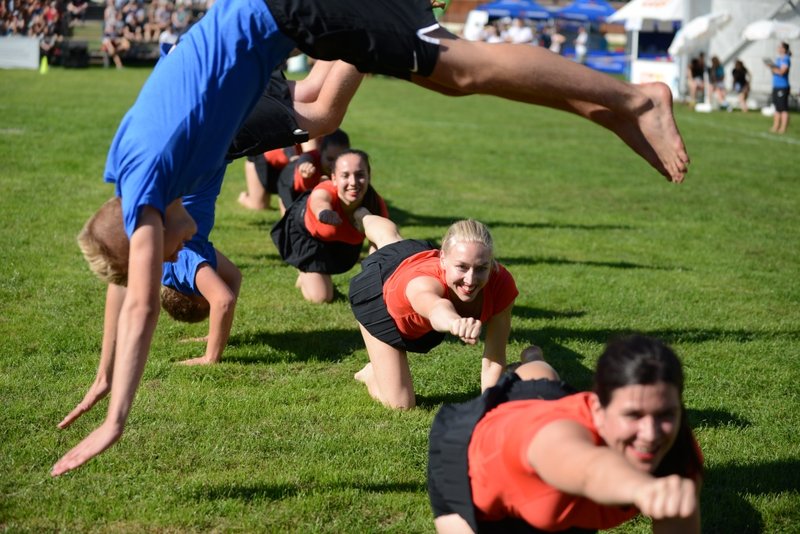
[104,0,296,237]
[162,239,218,296]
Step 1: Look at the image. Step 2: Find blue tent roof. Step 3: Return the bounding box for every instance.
[475,0,552,20]
[553,0,616,23]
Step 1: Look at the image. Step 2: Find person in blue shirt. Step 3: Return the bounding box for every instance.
[769,42,792,134]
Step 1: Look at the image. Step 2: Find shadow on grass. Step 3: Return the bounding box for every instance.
[500,256,681,270]
[701,458,800,533]
[184,480,425,502]
[688,408,751,430]
[225,327,363,364]
[386,205,633,232]
[512,305,586,321]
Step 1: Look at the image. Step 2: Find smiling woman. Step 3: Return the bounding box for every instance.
[270,149,390,304]
[348,216,518,409]
[428,335,704,534]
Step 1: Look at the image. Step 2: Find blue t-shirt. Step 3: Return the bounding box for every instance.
[160,168,223,296]
[773,54,791,89]
[103,0,295,237]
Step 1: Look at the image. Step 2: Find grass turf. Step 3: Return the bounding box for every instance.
[1,67,799,533]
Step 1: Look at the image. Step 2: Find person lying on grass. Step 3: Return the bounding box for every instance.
[428,335,703,534]
[349,215,517,409]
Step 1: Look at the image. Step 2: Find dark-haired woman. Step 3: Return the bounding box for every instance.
[271,149,389,303]
[428,335,703,533]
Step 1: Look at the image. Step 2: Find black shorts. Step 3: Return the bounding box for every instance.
[270,190,362,274]
[773,87,790,112]
[427,373,582,533]
[264,0,441,80]
[246,153,281,193]
[226,69,308,160]
[276,155,315,209]
[349,239,444,353]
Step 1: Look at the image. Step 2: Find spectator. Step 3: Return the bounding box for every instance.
[731,59,750,113]
[65,0,87,26]
[574,25,588,64]
[708,56,726,108]
[170,3,191,35]
[101,10,130,68]
[505,17,533,45]
[767,42,791,134]
[687,55,705,106]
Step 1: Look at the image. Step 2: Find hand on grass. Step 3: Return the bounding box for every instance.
[51,421,123,477]
[57,380,110,429]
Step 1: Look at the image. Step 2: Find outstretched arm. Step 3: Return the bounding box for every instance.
[406,277,482,344]
[307,186,341,226]
[480,303,512,391]
[529,420,699,531]
[52,207,164,476]
[58,283,126,429]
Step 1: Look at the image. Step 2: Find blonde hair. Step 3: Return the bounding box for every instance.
[160,285,210,323]
[441,219,495,257]
[77,197,129,286]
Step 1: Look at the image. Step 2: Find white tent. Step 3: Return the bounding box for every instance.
[607,0,685,31]
[607,0,694,96]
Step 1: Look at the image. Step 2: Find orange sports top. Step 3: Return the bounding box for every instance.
[303,180,388,245]
[469,393,642,530]
[382,250,517,340]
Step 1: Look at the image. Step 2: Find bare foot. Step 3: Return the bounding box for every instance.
[178,356,218,366]
[179,336,208,343]
[634,83,690,183]
[237,191,268,210]
[354,362,373,383]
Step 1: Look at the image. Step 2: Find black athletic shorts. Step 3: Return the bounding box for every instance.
[264,0,441,80]
[427,373,584,534]
[773,87,790,112]
[226,69,308,160]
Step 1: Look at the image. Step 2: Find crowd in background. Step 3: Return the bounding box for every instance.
[1,0,212,66]
[473,17,601,63]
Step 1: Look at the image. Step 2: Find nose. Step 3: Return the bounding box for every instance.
[463,269,474,285]
[638,416,660,442]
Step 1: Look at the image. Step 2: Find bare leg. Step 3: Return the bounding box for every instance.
[356,324,415,409]
[238,160,270,210]
[356,210,403,249]
[416,34,689,183]
[434,514,475,534]
[297,271,334,304]
[778,111,789,134]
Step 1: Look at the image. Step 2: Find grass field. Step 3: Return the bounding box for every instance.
[1,66,799,533]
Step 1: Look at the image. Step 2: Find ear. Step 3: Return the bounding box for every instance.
[589,392,605,432]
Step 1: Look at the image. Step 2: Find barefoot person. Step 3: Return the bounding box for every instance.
[428,335,703,533]
[350,216,518,409]
[53,0,689,477]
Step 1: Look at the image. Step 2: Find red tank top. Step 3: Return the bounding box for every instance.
[468,393,640,530]
[383,250,518,339]
[303,181,388,245]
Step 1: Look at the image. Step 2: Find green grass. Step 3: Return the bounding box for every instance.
[1,67,799,533]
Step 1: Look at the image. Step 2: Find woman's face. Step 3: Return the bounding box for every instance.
[331,153,369,208]
[591,382,681,474]
[440,241,492,302]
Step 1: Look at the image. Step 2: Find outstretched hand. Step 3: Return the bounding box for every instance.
[51,421,123,477]
[318,209,342,226]
[450,317,482,345]
[633,475,697,521]
[57,380,110,429]
[298,161,317,179]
